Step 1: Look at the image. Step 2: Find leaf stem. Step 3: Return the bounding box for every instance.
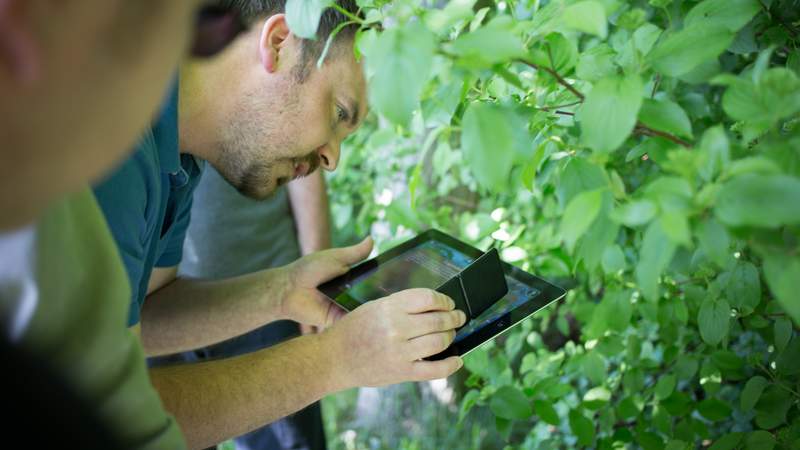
[634,124,692,148]
[515,58,585,101]
[329,3,364,24]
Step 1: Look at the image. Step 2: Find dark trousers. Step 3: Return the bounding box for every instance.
[152,320,327,450]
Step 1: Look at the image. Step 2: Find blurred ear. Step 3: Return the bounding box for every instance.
[0,0,41,84]
[258,13,290,74]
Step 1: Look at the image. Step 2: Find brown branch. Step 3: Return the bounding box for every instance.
[634,124,692,148]
[516,58,585,101]
[651,74,661,99]
[537,100,583,111]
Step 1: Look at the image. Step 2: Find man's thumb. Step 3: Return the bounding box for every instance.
[335,236,373,266]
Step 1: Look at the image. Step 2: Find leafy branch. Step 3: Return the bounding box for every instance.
[516,59,693,149]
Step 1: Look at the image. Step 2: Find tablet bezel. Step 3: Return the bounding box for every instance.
[317,229,566,359]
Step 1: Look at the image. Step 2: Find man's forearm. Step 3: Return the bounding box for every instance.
[149,332,347,450]
[140,268,289,356]
[287,170,331,255]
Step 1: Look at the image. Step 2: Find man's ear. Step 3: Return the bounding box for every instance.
[258,13,291,74]
[0,0,42,84]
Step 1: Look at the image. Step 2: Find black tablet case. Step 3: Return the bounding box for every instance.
[436,248,508,328]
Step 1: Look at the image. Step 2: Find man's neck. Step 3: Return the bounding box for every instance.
[178,61,219,161]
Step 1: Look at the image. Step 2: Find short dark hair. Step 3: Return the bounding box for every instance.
[219,0,361,79]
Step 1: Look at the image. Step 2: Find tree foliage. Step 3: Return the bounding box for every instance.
[291,0,800,448]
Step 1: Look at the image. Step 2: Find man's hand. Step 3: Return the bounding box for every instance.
[322,289,467,388]
[279,236,373,328]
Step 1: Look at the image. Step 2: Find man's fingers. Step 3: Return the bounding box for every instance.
[407,330,456,360]
[332,236,373,266]
[410,356,463,381]
[406,310,466,338]
[401,289,454,313]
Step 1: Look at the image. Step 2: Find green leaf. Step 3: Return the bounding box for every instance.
[697,398,732,422]
[711,350,744,372]
[285,0,332,39]
[684,0,760,32]
[562,188,603,252]
[578,202,619,271]
[635,220,677,301]
[655,374,676,400]
[725,261,761,315]
[458,389,481,424]
[638,99,693,139]
[665,440,691,450]
[601,244,626,274]
[495,416,512,441]
[648,24,734,77]
[530,32,578,74]
[661,391,692,416]
[754,385,793,428]
[698,297,730,346]
[461,103,525,193]
[366,23,435,126]
[762,252,800,325]
[697,218,730,267]
[776,337,800,376]
[557,158,608,208]
[698,126,730,182]
[614,199,657,227]
[745,430,776,450]
[533,399,560,425]
[715,174,800,228]
[489,386,533,420]
[425,0,477,34]
[740,375,768,412]
[774,317,792,353]
[569,409,596,446]
[576,44,617,81]
[715,68,800,127]
[451,24,526,67]
[709,433,744,450]
[578,75,643,152]
[659,210,691,247]
[583,352,607,385]
[583,386,611,409]
[563,1,608,38]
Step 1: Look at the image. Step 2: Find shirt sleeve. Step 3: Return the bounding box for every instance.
[92,142,155,327]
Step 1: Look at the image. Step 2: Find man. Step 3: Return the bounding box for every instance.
[0,1,218,448]
[93,1,467,449]
[179,168,331,450]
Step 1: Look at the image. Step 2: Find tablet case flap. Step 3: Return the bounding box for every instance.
[436,248,508,325]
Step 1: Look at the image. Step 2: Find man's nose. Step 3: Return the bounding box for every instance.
[318,140,340,171]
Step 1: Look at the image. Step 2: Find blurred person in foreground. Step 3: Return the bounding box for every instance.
[91,1,466,449]
[0,1,214,448]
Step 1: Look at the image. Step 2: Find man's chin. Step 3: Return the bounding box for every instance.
[235,180,278,201]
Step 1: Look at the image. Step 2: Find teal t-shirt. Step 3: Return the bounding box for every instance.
[93,83,203,326]
[0,188,186,450]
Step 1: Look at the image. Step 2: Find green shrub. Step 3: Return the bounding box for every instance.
[293,0,800,448]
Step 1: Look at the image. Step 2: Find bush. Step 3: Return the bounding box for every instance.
[293,0,800,448]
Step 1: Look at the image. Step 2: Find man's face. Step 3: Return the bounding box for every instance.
[213,23,367,200]
[0,0,202,229]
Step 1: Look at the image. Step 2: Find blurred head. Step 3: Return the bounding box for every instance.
[181,0,367,200]
[0,0,207,230]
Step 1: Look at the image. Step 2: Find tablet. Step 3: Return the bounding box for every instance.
[318,229,566,360]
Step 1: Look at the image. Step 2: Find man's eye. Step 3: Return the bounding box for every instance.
[336,105,348,123]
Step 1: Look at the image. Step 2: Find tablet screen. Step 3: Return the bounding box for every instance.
[318,229,565,359]
[344,240,474,303]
